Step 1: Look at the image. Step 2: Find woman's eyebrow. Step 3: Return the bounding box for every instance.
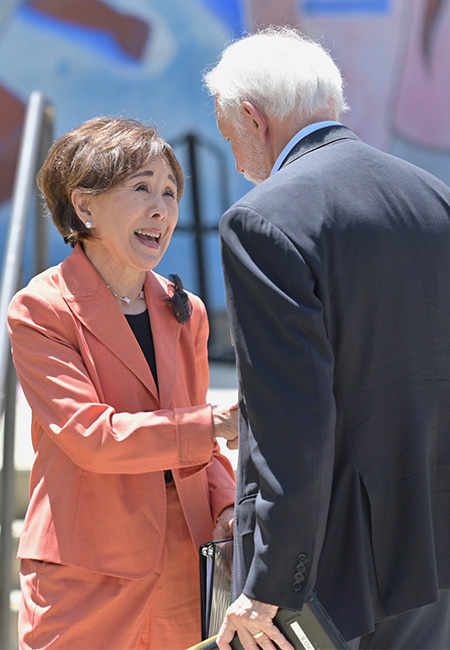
[129,170,154,180]
[128,169,177,185]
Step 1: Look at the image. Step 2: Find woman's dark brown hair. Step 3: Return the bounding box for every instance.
[37,116,184,246]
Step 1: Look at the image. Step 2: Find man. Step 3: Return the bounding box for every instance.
[203,27,450,650]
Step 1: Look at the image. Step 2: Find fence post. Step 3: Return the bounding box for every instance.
[186,132,209,313]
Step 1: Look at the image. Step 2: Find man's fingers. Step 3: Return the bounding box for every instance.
[218,595,294,650]
[232,626,280,650]
[232,623,295,650]
[265,626,294,650]
[217,618,237,650]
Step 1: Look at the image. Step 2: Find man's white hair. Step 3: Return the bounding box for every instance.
[204,26,348,124]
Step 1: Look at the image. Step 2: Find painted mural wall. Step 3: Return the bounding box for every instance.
[0,0,449,311]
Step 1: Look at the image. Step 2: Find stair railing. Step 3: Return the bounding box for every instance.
[0,91,54,650]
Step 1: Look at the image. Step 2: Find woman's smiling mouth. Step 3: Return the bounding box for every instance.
[134,228,161,247]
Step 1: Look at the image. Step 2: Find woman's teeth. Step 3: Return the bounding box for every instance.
[135,228,161,242]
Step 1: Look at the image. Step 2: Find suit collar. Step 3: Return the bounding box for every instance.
[271,120,342,175]
[59,244,182,406]
[280,124,359,169]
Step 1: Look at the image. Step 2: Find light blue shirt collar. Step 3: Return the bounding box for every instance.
[270,121,342,176]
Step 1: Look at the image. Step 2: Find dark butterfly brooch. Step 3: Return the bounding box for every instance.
[167,274,193,324]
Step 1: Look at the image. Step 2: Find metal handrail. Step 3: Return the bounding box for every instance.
[0,91,54,650]
[0,91,54,414]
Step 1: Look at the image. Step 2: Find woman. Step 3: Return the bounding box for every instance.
[7,116,238,650]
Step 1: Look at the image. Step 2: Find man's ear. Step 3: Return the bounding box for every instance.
[71,189,92,224]
[242,100,269,143]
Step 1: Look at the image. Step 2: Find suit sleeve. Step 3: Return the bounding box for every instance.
[7,290,215,475]
[220,206,336,609]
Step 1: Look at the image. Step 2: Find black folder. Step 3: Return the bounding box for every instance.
[199,539,349,650]
[199,539,233,640]
[231,592,349,649]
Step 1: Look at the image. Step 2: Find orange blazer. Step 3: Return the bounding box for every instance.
[7,244,235,579]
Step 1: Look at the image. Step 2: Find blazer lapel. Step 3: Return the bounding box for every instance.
[144,272,183,410]
[60,245,159,399]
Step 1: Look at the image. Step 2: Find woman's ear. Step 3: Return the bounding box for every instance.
[71,189,92,224]
[241,100,269,143]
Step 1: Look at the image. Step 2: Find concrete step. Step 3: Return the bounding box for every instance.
[0,469,30,522]
[0,519,23,588]
[9,589,20,650]
[0,521,22,650]
[10,520,22,590]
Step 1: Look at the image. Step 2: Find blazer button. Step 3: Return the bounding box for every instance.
[291,582,303,592]
[296,562,307,573]
[297,553,308,563]
[293,572,305,583]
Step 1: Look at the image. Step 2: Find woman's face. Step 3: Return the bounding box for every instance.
[79,155,179,277]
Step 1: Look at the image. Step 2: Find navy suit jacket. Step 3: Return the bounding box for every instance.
[219,125,450,640]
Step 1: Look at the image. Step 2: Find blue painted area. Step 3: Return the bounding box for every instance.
[198,0,243,35]
[17,4,143,65]
[304,0,389,14]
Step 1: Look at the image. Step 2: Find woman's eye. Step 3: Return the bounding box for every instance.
[135,184,148,192]
[164,188,176,199]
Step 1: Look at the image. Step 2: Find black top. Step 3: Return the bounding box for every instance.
[125,309,158,389]
[125,310,172,482]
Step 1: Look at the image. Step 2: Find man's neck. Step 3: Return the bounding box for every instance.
[270,116,341,176]
[270,110,338,163]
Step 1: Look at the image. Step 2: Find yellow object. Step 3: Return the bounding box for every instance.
[186,635,218,650]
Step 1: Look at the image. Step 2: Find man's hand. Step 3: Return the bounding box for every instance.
[217,594,294,650]
[212,403,239,449]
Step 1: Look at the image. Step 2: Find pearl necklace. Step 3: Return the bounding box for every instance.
[107,285,145,305]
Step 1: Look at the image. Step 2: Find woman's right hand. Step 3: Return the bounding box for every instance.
[212,403,239,449]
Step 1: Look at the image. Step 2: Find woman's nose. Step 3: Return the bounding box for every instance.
[149,196,167,219]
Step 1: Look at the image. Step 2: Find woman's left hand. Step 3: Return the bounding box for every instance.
[213,505,234,540]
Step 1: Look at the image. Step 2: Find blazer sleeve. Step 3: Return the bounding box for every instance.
[7,289,215,475]
[220,205,336,609]
[191,294,236,516]
[207,440,236,521]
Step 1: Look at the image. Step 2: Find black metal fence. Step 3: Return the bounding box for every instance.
[170,131,234,362]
